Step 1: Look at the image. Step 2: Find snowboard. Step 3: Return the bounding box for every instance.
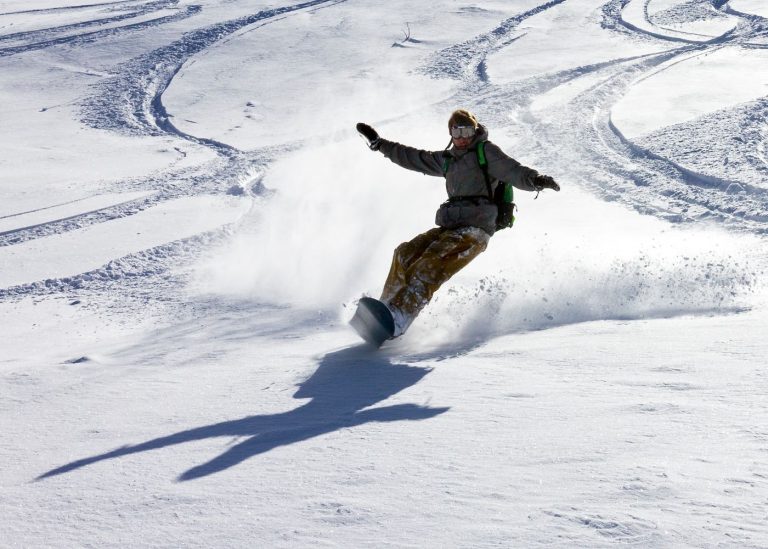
[349,297,395,348]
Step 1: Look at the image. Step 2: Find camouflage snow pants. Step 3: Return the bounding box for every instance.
[379,226,490,334]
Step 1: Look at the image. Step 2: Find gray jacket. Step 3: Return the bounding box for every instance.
[378,125,539,235]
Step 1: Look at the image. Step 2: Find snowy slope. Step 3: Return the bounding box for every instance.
[2,0,768,547]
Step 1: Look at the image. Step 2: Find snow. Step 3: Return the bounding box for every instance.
[0,191,153,233]
[0,53,213,208]
[612,46,768,139]
[162,1,458,149]
[489,0,670,85]
[729,0,768,18]
[620,0,737,42]
[0,7,182,41]
[3,0,768,546]
[0,195,250,288]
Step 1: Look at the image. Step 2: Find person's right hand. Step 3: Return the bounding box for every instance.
[356,122,381,151]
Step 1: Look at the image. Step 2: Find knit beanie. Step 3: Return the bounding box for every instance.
[447,109,479,131]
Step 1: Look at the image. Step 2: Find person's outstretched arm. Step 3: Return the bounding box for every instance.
[484,141,560,192]
[357,122,444,177]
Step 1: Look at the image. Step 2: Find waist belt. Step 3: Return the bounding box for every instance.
[445,195,492,205]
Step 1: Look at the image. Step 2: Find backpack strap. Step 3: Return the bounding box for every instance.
[442,153,451,175]
[442,141,503,203]
[476,141,493,200]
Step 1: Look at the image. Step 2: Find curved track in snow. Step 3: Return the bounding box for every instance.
[0,1,201,58]
[419,0,768,233]
[0,0,345,295]
[6,6,768,545]
[1,0,766,297]
[79,0,347,142]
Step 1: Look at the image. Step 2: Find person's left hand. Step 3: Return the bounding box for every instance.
[534,174,560,192]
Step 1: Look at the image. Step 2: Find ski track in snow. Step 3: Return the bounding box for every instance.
[0,0,345,296]
[79,0,347,142]
[0,1,146,17]
[0,1,202,58]
[5,2,768,546]
[417,0,768,233]
[2,0,767,304]
[420,0,569,82]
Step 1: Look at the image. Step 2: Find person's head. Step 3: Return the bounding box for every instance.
[448,109,479,149]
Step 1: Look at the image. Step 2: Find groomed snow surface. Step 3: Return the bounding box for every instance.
[2,0,768,547]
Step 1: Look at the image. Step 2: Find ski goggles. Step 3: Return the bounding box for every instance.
[450,125,476,139]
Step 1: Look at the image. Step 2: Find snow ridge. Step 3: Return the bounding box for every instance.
[0,1,147,16]
[420,0,567,84]
[79,0,345,147]
[0,1,200,58]
[5,3,768,546]
[443,1,768,233]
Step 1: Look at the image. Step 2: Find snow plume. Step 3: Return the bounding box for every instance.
[194,145,765,338]
[406,188,767,348]
[191,127,448,308]
[419,235,762,342]
[189,54,454,307]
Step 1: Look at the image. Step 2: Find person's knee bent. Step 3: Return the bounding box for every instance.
[393,242,410,265]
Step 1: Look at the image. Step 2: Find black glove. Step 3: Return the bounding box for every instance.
[533,174,560,192]
[356,122,381,151]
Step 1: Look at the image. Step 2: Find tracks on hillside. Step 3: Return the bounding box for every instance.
[422,0,768,233]
[0,0,343,297]
[2,0,767,298]
[0,1,201,58]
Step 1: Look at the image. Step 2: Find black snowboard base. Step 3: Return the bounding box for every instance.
[350,297,395,348]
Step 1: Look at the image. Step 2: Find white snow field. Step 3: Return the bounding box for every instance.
[2,0,768,546]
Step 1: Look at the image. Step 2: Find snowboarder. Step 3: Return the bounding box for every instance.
[351,109,560,346]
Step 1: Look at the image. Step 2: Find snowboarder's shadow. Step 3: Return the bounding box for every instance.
[37,346,448,482]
